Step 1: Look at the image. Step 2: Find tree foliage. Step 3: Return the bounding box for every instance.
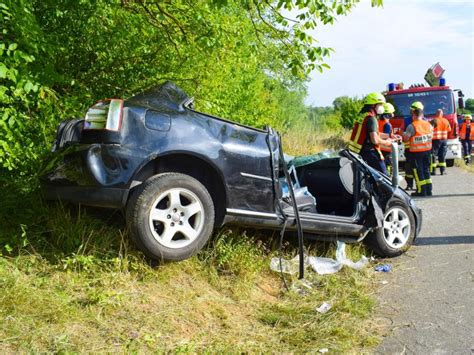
[0,0,382,179]
[463,98,474,114]
[333,96,363,129]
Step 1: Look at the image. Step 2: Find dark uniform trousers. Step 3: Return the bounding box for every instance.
[431,139,448,174]
[461,139,472,164]
[361,149,388,175]
[412,151,432,196]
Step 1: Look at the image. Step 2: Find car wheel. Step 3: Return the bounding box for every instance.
[126,172,215,261]
[446,159,454,167]
[365,200,415,257]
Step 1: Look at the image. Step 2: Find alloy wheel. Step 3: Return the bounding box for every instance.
[382,207,411,249]
[148,188,204,249]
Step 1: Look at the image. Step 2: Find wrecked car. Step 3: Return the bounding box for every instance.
[41,82,422,261]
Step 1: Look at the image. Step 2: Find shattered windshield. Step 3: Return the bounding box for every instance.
[289,150,339,168]
[386,90,454,118]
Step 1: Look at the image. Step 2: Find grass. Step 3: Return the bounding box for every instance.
[454,157,474,173]
[0,124,381,352]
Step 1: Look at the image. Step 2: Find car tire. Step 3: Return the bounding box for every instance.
[364,200,415,257]
[446,159,454,167]
[126,172,215,261]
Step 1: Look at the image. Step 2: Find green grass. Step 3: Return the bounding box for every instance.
[454,157,474,173]
[0,127,380,352]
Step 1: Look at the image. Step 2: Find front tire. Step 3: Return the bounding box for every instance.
[126,173,215,261]
[446,159,454,167]
[365,200,415,257]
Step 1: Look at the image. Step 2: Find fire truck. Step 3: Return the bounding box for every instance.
[384,64,464,166]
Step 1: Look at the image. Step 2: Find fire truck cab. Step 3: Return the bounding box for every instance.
[384,84,463,166]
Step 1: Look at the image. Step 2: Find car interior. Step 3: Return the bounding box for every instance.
[282,156,359,217]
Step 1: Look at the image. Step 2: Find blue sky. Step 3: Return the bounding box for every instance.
[305,0,474,106]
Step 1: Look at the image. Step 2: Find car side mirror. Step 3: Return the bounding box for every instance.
[458,97,465,109]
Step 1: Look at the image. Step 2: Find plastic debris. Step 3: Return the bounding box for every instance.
[318,348,329,353]
[308,257,343,275]
[381,280,389,285]
[315,302,332,314]
[308,241,369,275]
[375,264,392,272]
[291,279,314,295]
[269,256,301,275]
[270,241,369,276]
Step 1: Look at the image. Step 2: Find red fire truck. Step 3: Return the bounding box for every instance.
[384,64,464,166]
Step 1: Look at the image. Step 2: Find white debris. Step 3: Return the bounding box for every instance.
[269,255,301,275]
[318,348,329,353]
[270,241,369,276]
[315,302,332,314]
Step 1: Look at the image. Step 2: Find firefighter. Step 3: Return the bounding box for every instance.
[430,109,451,175]
[403,114,414,190]
[403,101,433,197]
[460,114,474,164]
[348,92,393,174]
[378,102,395,173]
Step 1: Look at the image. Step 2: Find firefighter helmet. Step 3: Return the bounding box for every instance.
[383,102,395,114]
[465,114,472,121]
[410,101,424,110]
[363,92,386,106]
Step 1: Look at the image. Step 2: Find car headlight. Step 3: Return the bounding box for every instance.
[450,145,458,150]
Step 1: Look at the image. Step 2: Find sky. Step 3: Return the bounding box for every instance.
[305,0,474,107]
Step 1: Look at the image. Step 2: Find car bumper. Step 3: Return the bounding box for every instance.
[40,143,145,208]
[42,185,129,208]
[445,139,462,160]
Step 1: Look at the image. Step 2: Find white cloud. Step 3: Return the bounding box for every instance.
[306,0,474,106]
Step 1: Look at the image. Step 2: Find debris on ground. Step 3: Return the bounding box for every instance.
[315,302,332,314]
[374,264,392,272]
[318,348,329,353]
[270,241,369,276]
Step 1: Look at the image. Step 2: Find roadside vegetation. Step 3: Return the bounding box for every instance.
[1,0,385,352]
[0,126,381,352]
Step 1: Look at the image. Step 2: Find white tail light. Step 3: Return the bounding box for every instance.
[84,99,123,131]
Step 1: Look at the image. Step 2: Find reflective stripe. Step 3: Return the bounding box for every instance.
[410,120,433,152]
[438,162,447,167]
[432,131,448,140]
[413,168,422,193]
[348,141,362,153]
[419,178,433,186]
[432,117,451,140]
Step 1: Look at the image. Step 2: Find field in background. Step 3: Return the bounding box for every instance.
[0,126,381,352]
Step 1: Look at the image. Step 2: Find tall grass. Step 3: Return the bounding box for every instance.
[282,120,350,156]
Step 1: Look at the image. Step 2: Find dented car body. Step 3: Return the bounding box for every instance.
[41,82,422,261]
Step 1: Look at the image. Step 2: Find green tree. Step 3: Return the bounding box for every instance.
[464,98,474,113]
[0,0,383,179]
[332,96,363,128]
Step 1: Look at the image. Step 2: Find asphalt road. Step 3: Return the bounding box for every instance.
[376,167,474,354]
